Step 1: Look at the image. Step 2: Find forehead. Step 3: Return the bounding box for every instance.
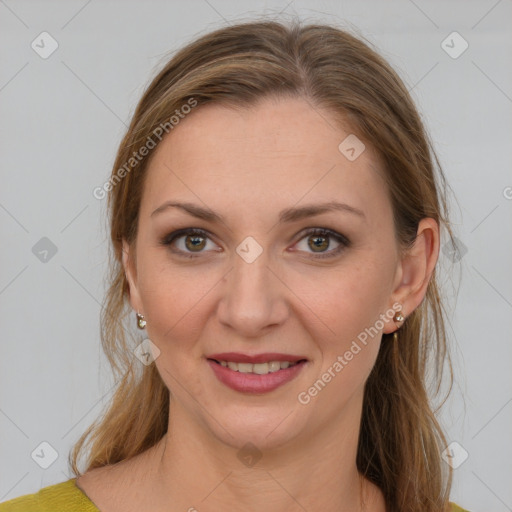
[141,97,391,228]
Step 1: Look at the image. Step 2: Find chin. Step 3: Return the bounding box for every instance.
[204,401,308,454]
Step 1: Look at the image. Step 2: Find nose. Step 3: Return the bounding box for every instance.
[216,252,289,338]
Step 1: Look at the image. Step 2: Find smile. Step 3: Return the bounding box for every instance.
[210,359,301,375]
[206,353,308,393]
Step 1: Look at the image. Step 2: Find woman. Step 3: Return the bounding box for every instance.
[0,20,469,512]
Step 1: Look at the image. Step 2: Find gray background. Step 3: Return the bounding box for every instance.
[1,1,511,510]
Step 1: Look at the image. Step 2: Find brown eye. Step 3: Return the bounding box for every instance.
[294,228,350,259]
[308,234,330,252]
[161,228,219,258]
[185,234,206,251]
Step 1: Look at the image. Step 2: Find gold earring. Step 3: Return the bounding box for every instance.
[392,309,405,342]
[393,310,405,323]
[136,312,146,329]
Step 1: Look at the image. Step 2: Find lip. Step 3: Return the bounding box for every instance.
[206,354,308,394]
[206,352,307,364]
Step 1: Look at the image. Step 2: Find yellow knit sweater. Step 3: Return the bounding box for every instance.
[0,478,470,511]
[0,479,98,511]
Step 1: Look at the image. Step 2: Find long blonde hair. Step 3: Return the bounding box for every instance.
[71,20,455,511]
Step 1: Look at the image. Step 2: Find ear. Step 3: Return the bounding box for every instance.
[382,217,440,334]
[122,239,144,314]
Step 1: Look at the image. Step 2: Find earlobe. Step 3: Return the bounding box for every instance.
[384,218,440,334]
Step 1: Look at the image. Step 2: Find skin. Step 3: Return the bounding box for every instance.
[76,96,439,512]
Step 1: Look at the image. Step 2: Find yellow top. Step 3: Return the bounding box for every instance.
[0,479,99,511]
[0,478,469,511]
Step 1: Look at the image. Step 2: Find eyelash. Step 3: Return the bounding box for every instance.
[160,227,350,260]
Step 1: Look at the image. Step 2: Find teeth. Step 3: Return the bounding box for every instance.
[253,363,269,375]
[215,360,299,374]
[268,361,281,372]
[238,363,253,373]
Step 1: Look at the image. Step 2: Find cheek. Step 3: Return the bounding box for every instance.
[136,259,219,396]
[289,257,393,401]
[288,256,393,344]
[136,254,219,351]
[292,264,389,409]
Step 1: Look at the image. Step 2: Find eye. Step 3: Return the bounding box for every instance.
[160,228,219,258]
[293,228,350,259]
[161,227,350,260]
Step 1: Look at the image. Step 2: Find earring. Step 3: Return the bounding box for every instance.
[136,312,146,329]
[392,309,405,342]
[393,310,405,323]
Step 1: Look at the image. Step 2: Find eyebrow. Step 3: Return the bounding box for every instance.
[151,200,365,223]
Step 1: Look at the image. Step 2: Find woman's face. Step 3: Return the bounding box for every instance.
[123,97,411,451]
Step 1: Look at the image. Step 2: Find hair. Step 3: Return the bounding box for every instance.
[70,19,456,511]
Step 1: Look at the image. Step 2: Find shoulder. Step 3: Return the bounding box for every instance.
[0,478,99,512]
[450,503,470,512]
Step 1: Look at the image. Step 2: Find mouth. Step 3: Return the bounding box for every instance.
[207,358,306,375]
[206,352,308,393]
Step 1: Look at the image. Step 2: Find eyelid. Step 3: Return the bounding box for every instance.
[160,227,212,246]
[295,227,350,245]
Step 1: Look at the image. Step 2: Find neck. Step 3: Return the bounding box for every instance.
[144,398,384,512]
